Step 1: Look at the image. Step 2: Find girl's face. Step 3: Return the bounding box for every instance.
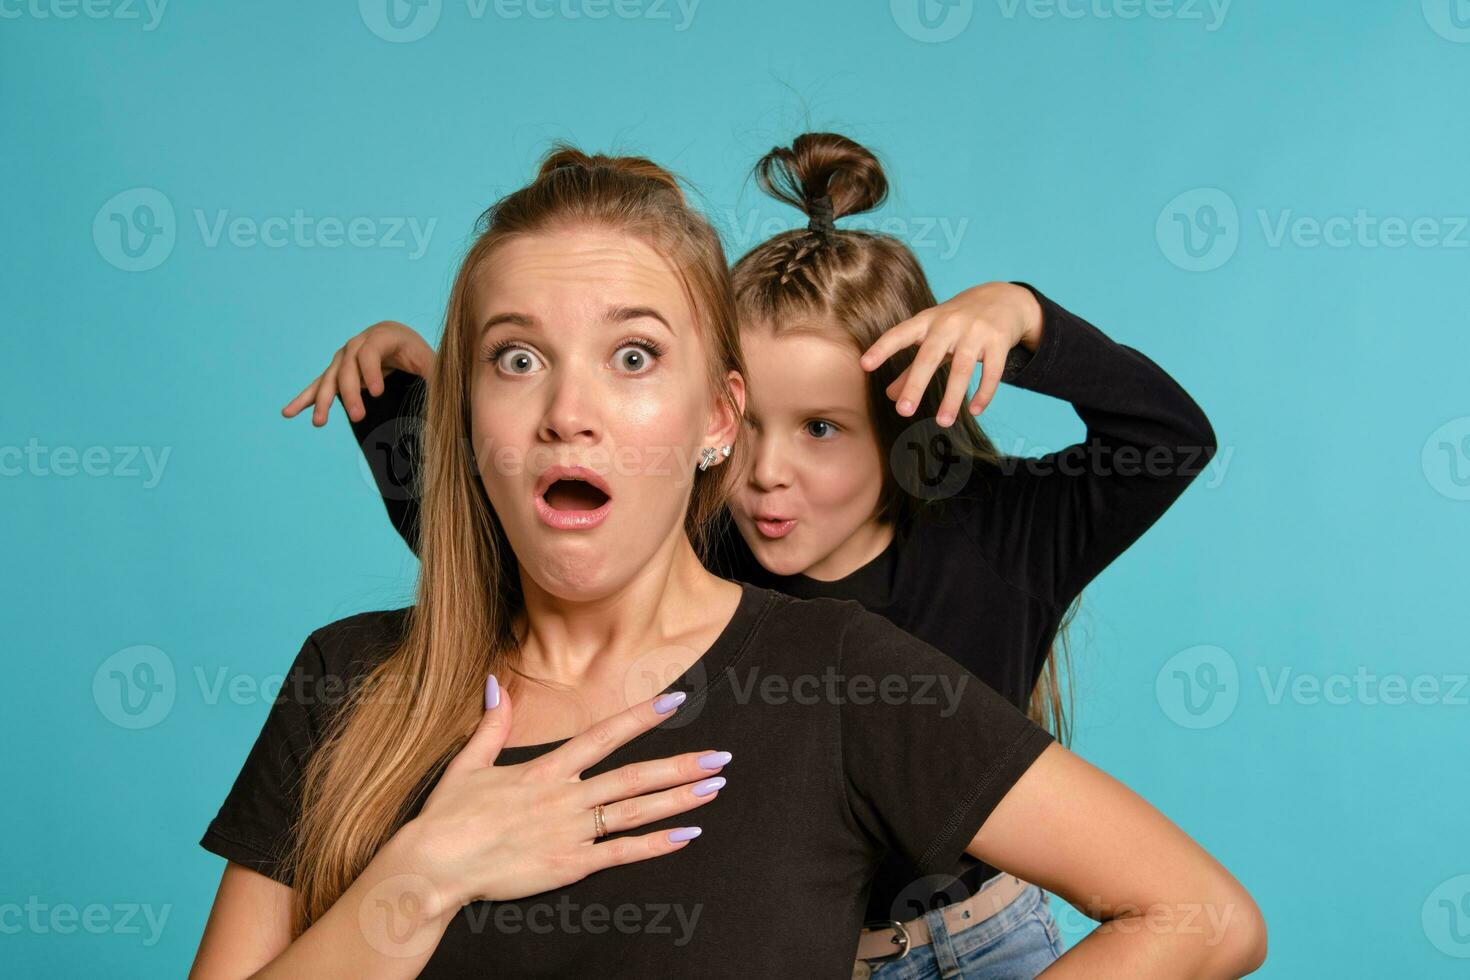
[728,323,889,579]
[468,226,741,600]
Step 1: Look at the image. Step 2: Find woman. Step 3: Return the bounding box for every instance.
[198,146,1266,978]
[292,135,1222,977]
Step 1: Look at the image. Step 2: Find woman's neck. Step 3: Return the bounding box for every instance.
[512,534,731,691]
[501,536,743,748]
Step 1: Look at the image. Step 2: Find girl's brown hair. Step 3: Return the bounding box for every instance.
[286,146,745,934]
[729,132,1076,745]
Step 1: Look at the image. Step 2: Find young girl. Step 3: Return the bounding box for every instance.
[277,137,1226,979]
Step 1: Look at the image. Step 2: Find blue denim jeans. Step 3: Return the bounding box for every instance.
[867,881,1064,980]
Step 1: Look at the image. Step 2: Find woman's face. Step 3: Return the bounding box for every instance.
[468,226,740,600]
[727,323,888,579]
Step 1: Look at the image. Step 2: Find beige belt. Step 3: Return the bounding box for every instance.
[853,874,1033,966]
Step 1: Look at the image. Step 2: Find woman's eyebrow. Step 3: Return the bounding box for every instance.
[606,304,674,336]
[480,311,537,337]
[479,306,673,339]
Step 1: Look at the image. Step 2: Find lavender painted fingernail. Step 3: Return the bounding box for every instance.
[692,777,725,797]
[653,691,687,714]
[698,751,732,770]
[484,674,500,710]
[668,827,702,843]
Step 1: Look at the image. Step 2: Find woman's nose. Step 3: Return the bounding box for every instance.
[537,371,600,444]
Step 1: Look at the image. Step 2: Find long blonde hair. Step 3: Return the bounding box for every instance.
[286,146,746,934]
[730,132,1076,745]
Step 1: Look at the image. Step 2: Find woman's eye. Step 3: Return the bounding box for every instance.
[806,420,837,439]
[614,342,661,374]
[497,347,542,374]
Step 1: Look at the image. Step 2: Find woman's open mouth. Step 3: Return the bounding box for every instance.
[533,466,613,531]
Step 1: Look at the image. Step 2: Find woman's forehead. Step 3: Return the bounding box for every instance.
[474,228,691,318]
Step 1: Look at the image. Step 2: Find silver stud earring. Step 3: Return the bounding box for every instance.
[697,445,732,471]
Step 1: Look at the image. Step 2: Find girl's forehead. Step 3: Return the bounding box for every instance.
[741,329,869,415]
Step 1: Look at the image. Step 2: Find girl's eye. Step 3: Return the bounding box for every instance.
[805,420,838,439]
[613,339,666,375]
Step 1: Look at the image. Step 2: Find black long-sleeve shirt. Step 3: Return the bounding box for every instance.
[346,281,1218,924]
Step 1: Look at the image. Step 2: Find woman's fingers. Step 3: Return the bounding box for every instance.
[444,675,514,775]
[311,349,345,427]
[578,750,730,808]
[578,825,705,877]
[545,690,688,777]
[281,373,324,418]
[595,774,724,836]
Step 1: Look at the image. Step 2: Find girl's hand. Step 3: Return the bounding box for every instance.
[281,321,435,427]
[390,680,727,915]
[858,281,1045,428]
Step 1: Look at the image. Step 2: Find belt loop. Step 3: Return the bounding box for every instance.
[923,906,963,979]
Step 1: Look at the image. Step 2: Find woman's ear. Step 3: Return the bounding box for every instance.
[704,369,746,454]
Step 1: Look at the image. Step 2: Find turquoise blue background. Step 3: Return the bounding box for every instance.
[4,1,1468,975]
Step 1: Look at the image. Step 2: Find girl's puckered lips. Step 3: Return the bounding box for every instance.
[753,513,798,540]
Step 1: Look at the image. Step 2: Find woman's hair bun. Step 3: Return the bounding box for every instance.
[535,144,685,201]
[753,133,889,229]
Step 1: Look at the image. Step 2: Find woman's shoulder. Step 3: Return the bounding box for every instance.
[742,585,947,672]
[288,605,415,695]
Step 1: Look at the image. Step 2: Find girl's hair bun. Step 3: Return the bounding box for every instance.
[753,133,888,231]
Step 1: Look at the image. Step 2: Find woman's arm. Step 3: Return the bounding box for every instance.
[968,742,1267,978]
[191,687,726,979]
[190,849,447,980]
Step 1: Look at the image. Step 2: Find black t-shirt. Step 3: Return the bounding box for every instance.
[201,581,1055,978]
[344,281,1217,924]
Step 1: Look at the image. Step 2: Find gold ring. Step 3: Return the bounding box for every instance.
[593,803,607,839]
